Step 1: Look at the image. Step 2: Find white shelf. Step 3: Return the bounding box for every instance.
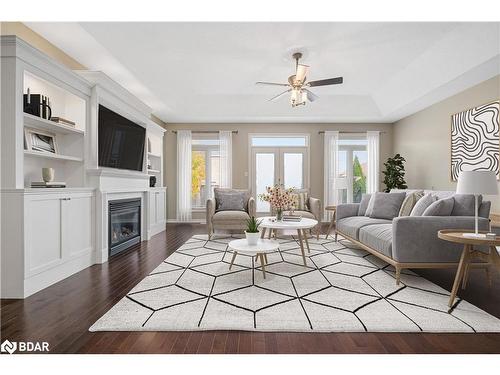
[147,169,161,174]
[24,150,83,162]
[147,152,161,158]
[24,113,84,135]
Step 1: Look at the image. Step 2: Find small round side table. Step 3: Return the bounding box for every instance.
[325,205,337,240]
[228,238,279,279]
[437,229,500,309]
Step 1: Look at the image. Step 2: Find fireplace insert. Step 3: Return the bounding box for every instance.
[108,198,141,256]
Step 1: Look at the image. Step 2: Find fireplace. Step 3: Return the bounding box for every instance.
[108,198,141,256]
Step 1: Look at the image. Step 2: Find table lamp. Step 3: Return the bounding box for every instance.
[456,170,498,238]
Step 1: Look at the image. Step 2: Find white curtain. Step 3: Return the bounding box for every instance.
[367,131,380,194]
[219,131,232,189]
[176,130,192,221]
[324,131,339,220]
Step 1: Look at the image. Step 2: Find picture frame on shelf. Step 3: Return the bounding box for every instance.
[24,128,58,154]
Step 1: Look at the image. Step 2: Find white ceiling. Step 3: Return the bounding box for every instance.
[26,22,500,124]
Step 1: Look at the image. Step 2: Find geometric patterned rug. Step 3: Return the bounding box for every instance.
[90,234,500,333]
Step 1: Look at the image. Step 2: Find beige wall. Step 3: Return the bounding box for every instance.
[164,123,393,220]
[393,75,500,212]
[0,22,87,70]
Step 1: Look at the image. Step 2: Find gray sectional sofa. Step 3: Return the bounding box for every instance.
[335,189,491,284]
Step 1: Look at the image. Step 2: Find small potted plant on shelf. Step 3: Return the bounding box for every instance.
[245,216,261,245]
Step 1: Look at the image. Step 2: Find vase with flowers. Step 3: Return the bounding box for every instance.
[258,183,298,221]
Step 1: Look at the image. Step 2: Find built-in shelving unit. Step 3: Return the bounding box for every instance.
[22,70,87,188]
[24,150,84,162]
[24,113,84,135]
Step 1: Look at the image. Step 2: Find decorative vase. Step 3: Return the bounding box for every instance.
[42,167,55,182]
[245,231,260,246]
[276,209,283,221]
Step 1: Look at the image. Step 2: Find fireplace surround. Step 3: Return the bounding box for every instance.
[108,198,141,256]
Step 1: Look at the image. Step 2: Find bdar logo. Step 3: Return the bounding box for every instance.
[1,339,17,354]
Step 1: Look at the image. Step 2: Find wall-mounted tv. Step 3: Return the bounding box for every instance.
[98,105,145,171]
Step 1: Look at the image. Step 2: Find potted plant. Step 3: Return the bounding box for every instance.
[258,183,296,221]
[382,154,408,192]
[245,216,261,245]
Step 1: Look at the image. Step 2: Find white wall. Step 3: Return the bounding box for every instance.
[393,75,500,212]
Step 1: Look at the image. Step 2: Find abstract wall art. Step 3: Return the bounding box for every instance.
[451,100,500,181]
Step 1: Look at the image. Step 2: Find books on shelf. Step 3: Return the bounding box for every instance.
[51,117,76,127]
[31,181,67,188]
[282,214,302,222]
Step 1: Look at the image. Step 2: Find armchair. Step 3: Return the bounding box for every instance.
[206,189,256,239]
[287,189,322,239]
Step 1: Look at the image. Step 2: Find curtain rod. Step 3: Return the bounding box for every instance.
[171,130,238,134]
[318,130,387,134]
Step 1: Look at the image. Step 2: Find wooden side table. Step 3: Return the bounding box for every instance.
[325,205,337,240]
[437,229,500,309]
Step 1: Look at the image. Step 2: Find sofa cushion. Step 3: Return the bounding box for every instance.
[364,194,376,217]
[424,190,455,200]
[337,216,392,240]
[410,193,437,216]
[398,191,424,216]
[422,197,455,216]
[358,194,372,216]
[358,224,393,258]
[214,188,250,212]
[212,210,250,225]
[369,192,406,220]
[291,191,309,211]
[452,194,482,216]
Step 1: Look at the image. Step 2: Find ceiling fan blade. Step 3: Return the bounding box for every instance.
[268,89,292,102]
[256,81,290,87]
[303,89,319,102]
[307,77,343,87]
[295,64,309,83]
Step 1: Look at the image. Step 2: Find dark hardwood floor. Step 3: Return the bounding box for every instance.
[2,223,500,354]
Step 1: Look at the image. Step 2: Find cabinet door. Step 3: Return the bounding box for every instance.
[26,196,63,275]
[156,191,166,223]
[63,195,93,258]
[149,192,157,225]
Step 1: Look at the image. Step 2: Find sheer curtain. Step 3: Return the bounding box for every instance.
[324,131,339,220]
[177,130,192,221]
[219,131,232,188]
[367,131,380,194]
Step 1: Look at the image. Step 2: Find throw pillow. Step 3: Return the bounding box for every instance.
[451,194,482,216]
[422,197,455,216]
[365,194,376,217]
[291,191,309,211]
[214,188,250,212]
[369,192,407,220]
[410,193,437,216]
[398,191,424,216]
[358,194,372,216]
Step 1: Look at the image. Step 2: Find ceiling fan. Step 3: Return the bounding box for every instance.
[256,52,343,107]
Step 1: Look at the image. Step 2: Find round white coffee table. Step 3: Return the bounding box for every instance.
[259,217,318,266]
[228,238,279,279]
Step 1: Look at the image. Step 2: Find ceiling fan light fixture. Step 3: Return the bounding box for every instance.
[290,88,307,107]
[295,64,309,83]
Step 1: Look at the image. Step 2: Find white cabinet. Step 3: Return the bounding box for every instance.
[1,189,95,298]
[148,188,167,238]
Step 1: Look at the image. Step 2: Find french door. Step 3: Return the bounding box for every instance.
[251,147,308,213]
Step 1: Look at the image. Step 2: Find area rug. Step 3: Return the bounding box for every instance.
[90,234,500,332]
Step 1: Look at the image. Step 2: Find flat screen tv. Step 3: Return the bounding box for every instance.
[98,105,146,171]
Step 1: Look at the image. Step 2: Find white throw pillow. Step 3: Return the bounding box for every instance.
[410,193,437,216]
[399,191,424,216]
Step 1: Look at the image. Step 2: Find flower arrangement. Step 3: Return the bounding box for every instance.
[258,183,298,220]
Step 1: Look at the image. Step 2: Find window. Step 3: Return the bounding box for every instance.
[337,135,368,204]
[251,135,308,147]
[191,137,221,209]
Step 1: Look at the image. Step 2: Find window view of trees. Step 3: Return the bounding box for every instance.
[192,151,206,205]
[353,154,367,202]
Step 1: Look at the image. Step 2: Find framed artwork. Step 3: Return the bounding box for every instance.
[450,100,500,181]
[24,128,58,154]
